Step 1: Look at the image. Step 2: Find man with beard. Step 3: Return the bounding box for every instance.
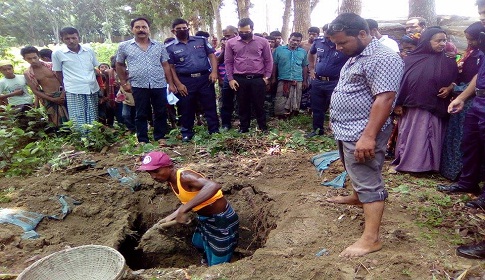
[436,0,485,259]
[21,46,68,127]
[166,18,220,142]
[326,13,404,257]
[305,25,348,137]
[116,17,175,145]
[272,32,309,119]
[52,27,100,131]
[225,18,273,133]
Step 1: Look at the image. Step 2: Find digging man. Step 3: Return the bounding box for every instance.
[137,151,239,266]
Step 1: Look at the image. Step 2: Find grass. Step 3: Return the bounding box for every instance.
[0,187,15,203]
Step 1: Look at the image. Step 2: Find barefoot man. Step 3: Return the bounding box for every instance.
[326,13,404,257]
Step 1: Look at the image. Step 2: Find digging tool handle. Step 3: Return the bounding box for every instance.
[157,220,178,228]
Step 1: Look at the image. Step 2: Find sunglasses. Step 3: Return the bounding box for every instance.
[328,23,350,32]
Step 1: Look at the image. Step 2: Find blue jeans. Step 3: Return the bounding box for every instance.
[132,87,167,143]
[122,104,136,132]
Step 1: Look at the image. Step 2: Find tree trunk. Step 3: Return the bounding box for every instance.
[293,0,311,36]
[281,0,292,42]
[409,0,437,26]
[211,0,223,40]
[339,0,362,15]
[236,0,251,19]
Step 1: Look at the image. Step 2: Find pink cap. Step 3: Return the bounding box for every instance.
[137,151,173,171]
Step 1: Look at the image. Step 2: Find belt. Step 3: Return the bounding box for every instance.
[178,70,210,77]
[234,74,264,79]
[476,88,485,97]
[316,75,339,81]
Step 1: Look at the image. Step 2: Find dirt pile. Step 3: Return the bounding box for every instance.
[1,147,484,279]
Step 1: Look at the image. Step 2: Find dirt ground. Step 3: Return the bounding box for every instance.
[1,141,485,280]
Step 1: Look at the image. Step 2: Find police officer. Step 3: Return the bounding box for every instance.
[305,24,349,138]
[166,18,220,142]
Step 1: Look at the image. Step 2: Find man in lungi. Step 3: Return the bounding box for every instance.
[137,151,239,266]
[21,46,68,127]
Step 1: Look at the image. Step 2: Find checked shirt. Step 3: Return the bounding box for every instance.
[330,38,404,141]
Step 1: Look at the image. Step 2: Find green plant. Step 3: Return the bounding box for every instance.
[90,43,119,65]
[60,121,123,152]
[0,187,14,203]
[401,268,411,277]
[390,184,411,195]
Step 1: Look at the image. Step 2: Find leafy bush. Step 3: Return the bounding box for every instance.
[60,121,123,152]
[90,43,119,65]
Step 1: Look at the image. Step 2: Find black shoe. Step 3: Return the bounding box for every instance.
[182,136,192,143]
[465,196,485,209]
[305,130,323,138]
[456,241,485,259]
[436,184,481,196]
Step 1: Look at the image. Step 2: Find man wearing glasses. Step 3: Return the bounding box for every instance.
[325,13,404,257]
[225,18,273,133]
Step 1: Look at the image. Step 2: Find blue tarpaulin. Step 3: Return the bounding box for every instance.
[322,171,347,189]
[311,150,340,173]
[0,195,81,239]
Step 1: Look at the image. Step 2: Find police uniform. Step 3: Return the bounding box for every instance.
[166,36,219,140]
[308,36,348,134]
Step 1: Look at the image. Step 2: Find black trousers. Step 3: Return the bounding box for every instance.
[234,76,267,131]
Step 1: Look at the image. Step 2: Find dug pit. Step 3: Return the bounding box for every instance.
[117,184,277,270]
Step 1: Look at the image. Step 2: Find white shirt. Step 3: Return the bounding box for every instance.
[52,45,100,94]
[378,35,400,53]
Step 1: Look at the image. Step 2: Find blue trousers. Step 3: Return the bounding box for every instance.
[132,87,167,143]
[457,95,485,193]
[309,79,337,132]
[122,104,136,132]
[176,73,219,138]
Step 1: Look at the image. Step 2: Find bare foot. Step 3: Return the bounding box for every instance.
[327,195,363,205]
[339,237,382,257]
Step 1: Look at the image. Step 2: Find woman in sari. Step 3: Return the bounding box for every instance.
[392,28,458,172]
[440,22,485,180]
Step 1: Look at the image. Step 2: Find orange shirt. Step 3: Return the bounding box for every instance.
[170,169,223,212]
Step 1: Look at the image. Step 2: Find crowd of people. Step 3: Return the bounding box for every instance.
[2,0,485,264]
